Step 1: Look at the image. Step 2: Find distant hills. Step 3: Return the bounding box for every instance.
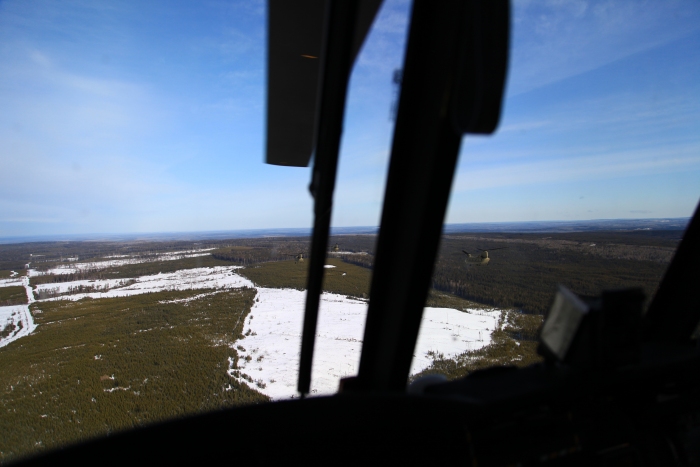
[442,217,690,234]
[0,218,689,244]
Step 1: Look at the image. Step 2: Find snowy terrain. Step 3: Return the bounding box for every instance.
[230,288,500,400]
[3,256,502,398]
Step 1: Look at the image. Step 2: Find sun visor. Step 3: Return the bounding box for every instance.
[265,0,382,167]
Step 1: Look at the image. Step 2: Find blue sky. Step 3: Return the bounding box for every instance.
[1,0,699,237]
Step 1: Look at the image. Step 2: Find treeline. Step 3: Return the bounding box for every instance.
[0,238,240,271]
[222,232,670,315]
[338,253,373,270]
[34,280,136,300]
[211,246,292,265]
[31,268,109,285]
[324,233,670,315]
[447,232,677,264]
[431,236,668,314]
[236,256,492,311]
[211,235,375,267]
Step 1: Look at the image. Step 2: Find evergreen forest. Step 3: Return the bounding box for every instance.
[0,288,266,462]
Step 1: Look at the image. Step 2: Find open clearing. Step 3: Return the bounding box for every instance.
[230,287,499,399]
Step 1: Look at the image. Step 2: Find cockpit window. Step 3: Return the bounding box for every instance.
[1,0,699,463]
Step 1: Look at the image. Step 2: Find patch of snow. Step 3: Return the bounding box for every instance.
[22,276,35,305]
[156,248,215,256]
[410,307,499,373]
[230,288,499,400]
[0,303,38,349]
[34,278,135,296]
[0,277,23,288]
[104,385,131,393]
[323,265,336,269]
[158,290,225,305]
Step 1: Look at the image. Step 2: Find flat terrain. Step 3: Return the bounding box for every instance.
[0,288,265,460]
[0,239,513,463]
[0,229,682,462]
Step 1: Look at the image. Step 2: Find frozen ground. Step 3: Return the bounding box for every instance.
[230,288,500,400]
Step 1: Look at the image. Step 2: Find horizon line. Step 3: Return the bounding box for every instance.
[0,216,690,245]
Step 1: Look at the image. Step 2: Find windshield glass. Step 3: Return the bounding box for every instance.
[1,0,699,462]
[413,0,700,379]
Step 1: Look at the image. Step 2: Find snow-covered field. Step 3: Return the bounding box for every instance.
[229,288,499,400]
